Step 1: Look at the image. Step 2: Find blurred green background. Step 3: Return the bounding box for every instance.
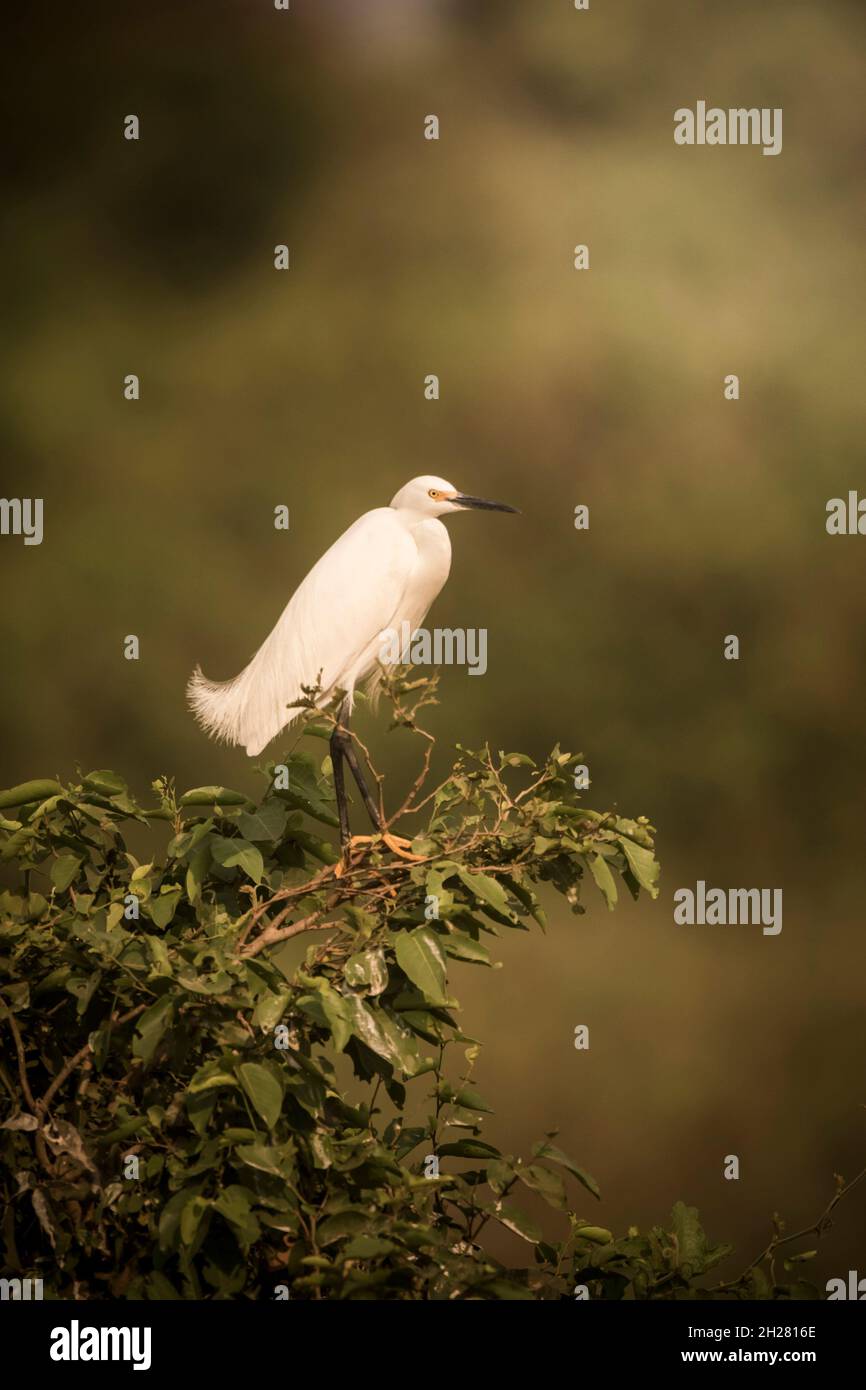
[3,0,865,1280]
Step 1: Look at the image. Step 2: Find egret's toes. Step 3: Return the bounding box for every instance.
[381,832,424,862]
[335,834,378,877]
[336,833,423,872]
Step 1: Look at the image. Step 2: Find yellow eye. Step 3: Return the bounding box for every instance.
[428,488,440,499]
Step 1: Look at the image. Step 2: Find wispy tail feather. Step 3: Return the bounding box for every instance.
[186,661,304,757]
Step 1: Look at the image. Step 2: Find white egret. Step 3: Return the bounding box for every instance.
[188,475,518,856]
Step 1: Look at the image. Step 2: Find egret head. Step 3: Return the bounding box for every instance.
[390,475,519,517]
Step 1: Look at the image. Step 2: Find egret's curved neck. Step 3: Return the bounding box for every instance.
[390,506,440,530]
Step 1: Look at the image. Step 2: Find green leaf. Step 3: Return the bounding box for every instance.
[395,927,448,1006]
[210,836,264,883]
[442,932,491,965]
[344,996,425,1075]
[784,1280,821,1301]
[213,1186,260,1250]
[495,1204,542,1243]
[132,996,175,1064]
[180,786,249,807]
[317,1211,370,1245]
[169,818,214,859]
[319,985,354,1052]
[291,829,340,865]
[437,1139,500,1160]
[186,843,210,903]
[517,1162,567,1209]
[343,948,388,995]
[343,1234,396,1259]
[180,1195,212,1248]
[589,853,617,910]
[303,720,333,740]
[500,752,535,768]
[238,1062,283,1130]
[145,934,173,977]
[400,1009,448,1045]
[452,1086,493,1113]
[158,1188,204,1251]
[148,886,183,929]
[235,1144,286,1177]
[0,779,64,809]
[1,826,37,861]
[479,1278,535,1300]
[272,753,338,826]
[236,801,289,842]
[574,1225,613,1245]
[619,837,660,898]
[83,770,128,797]
[487,1159,516,1195]
[456,868,516,921]
[376,1008,427,1076]
[252,989,292,1033]
[503,875,546,929]
[533,835,558,855]
[50,854,81,892]
[186,1088,217,1138]
[531,1140,600,1200]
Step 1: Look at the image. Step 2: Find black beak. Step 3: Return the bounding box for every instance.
[453,494,520,514]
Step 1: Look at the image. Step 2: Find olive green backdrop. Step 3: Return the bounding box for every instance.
[3,1,865,1279]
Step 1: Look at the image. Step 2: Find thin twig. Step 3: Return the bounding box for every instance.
[2,1002,38,1111]
[40,1004,147,1113]
[715,1164,866,1292]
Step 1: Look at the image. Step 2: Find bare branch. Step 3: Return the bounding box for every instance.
[240,914,337,959]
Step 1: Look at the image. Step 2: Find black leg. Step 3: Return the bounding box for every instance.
[329,718,352,849]
[329,701,420,869]
[342,738,383,830]
[333,700,383,831]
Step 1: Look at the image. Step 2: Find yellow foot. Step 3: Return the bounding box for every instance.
[381,833,425,862]
[334,832,423,875]
[334,834,378,877]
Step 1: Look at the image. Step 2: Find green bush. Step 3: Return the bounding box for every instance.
[0,676,841,1299]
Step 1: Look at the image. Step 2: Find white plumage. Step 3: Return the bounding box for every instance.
[188,475,516,758]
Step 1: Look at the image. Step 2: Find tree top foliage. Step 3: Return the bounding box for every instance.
[0,674,848,1299]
